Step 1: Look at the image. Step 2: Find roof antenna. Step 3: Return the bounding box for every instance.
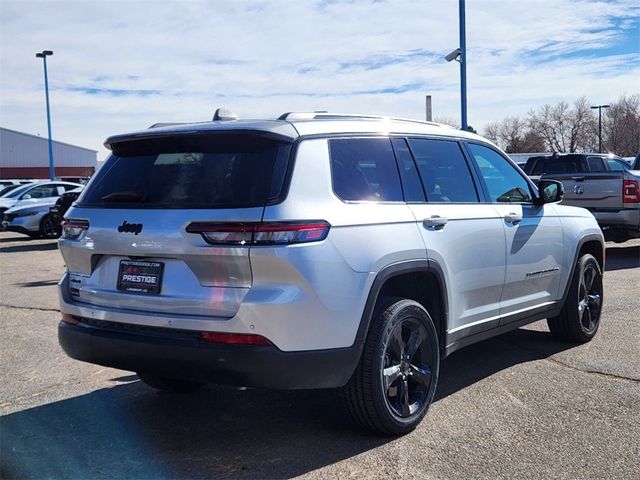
[212,108,239,121]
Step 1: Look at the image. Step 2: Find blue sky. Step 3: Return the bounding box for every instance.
[0,0,638,160]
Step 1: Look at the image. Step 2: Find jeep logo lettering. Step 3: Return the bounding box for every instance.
[117,221,143,235]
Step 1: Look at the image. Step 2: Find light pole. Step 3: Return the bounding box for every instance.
[590,104,610,153]
[445,0,468,130]
[36,50,55,180]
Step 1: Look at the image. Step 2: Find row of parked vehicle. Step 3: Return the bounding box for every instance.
[512,152,640,243]
[0,180,84,238]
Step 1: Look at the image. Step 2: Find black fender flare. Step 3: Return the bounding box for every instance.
[346,259,449,374]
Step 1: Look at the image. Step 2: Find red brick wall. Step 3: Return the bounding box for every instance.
[0,166,95,179]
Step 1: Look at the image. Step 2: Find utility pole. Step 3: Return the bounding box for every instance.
[459,0,467,130]
[36,50,55,180]
[425,95,433,122]
[590,104,610,153]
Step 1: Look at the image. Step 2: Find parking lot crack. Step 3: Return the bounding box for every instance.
[0,303,60,313]
[498,337,640,384]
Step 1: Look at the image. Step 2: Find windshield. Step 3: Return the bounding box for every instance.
[0,183,35,198]
[80,133,292,209]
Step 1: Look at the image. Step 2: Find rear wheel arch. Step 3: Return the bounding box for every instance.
[353,261,448,360]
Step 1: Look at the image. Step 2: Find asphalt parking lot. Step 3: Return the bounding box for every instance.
[1,231,638,479]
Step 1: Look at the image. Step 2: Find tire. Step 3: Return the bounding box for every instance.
[39,214,60,239]
[547,254,603,343]
[137,372,206,393]
[342,298,440,435]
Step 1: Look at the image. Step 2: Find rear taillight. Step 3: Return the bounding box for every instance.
[186,221,330,246]
[61,218,89,239]
[623,180,640,203]
[200,331,273,346]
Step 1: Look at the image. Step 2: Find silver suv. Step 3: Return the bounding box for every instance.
[58,112,605,435]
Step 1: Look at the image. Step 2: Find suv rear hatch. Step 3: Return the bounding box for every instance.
[59,130,294,318]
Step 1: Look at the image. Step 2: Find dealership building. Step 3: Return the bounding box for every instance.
[0,127,97,180]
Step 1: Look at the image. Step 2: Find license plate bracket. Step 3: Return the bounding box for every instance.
[117,260,164,295]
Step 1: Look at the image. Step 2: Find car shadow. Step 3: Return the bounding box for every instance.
[1,328,575,479]
[0,242,58,253]
[0,235,33,243]
[14,279,60,288]
[605,244,640,271]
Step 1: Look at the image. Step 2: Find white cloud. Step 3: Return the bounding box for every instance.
[0,0,638,160]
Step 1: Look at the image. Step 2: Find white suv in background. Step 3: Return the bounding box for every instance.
[58,111,604,435]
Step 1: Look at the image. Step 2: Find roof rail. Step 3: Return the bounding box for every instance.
[278,112,442,127]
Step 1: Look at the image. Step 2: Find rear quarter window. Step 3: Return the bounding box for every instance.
[329,137,403,202]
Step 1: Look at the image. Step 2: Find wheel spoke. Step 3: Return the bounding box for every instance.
[584,268,595,290]
[405,326,425,359]
[409,364,432,387]
[398,377,410,417]
[390,327,405,358]
[581,306,592,330]
[578,299,587,321]
[383,364,402,392]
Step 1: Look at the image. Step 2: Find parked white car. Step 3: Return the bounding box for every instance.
[1,181,82,238]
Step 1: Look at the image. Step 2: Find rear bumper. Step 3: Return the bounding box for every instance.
[592,208,640,233]
[58,319,359,389]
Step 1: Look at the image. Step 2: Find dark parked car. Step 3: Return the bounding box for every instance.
[49,187,84,235]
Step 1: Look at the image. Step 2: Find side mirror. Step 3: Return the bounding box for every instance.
[537,179,563,205]
[21,194,31,200]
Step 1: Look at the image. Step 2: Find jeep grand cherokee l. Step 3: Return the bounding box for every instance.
[58,111,605,435]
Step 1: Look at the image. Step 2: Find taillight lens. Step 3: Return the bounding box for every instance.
[623,180,640,203]
[186,221,330,246]
[200,331,273,346]
[61,219,89,239]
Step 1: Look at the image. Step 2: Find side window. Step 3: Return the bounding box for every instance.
[467,143,533,203]
[606,158,630,171]
[329,138,403,202]
[587,156,606,172]
[407,139,479,203]
[544,157,584,174]
[391,138,425,202]
[25,185,58,199]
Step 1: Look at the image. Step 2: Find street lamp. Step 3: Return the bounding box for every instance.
[445,0,467,130]
[35,50,55,180]
[590,104,610,153]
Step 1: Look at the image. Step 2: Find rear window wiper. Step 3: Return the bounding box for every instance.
[101,191,149,203]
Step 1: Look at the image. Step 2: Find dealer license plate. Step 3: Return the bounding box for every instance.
[117,260,164,295]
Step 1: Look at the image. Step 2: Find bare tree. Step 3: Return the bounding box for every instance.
[604,94,640,157]
[433,116,459,128]
[483,121,501,146]
[528,97,596,152]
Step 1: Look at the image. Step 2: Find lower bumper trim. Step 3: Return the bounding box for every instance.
[58,320,359,390]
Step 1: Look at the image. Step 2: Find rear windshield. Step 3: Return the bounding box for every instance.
[80,134,291,208]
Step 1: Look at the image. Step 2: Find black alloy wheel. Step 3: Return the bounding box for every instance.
[548,253,603,342]
[382,317,433,418]
[577,262,602,334]
[342,298,440,435]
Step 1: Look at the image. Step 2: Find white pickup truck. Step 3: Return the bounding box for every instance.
[524,153,640,242]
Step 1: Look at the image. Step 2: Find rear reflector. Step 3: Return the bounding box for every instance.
[186,221,330,246]
[62,314,80,325]
[61,219,89,239]
[623,180,640,203]
[200,331,273,346]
